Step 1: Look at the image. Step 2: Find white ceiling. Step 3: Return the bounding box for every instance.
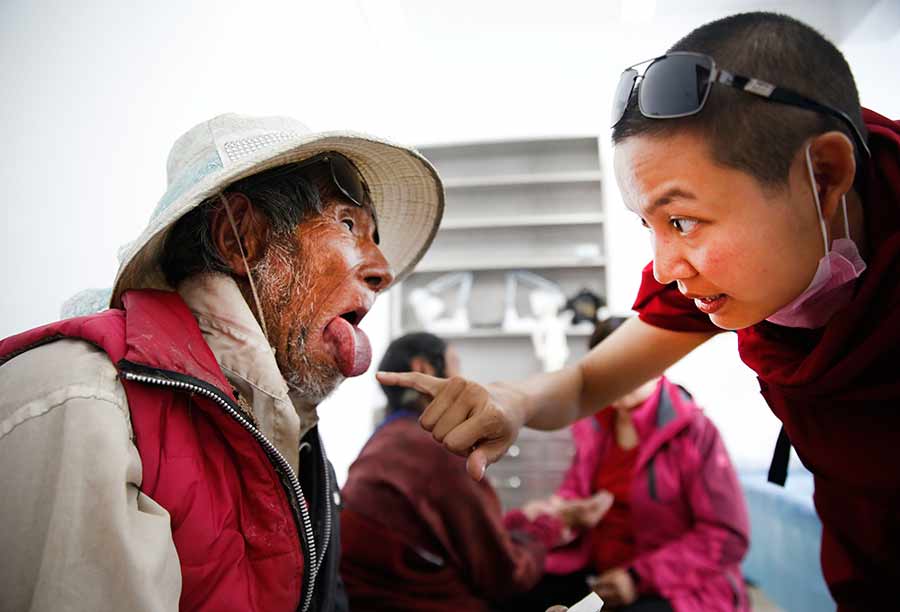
[354,0,890,47]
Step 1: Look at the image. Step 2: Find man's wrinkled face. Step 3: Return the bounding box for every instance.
[253,195,392,403]
[614,131,824,330]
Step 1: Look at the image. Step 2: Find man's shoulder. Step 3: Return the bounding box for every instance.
[377,417,446,453]
[0,338,128,431]
[359,417,466,474]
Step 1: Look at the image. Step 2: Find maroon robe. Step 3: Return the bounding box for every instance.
[340,413,562,611]
[632,109,900,610]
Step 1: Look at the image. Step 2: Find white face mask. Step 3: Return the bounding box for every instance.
[765,145,866,329]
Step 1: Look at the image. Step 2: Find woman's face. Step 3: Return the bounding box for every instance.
[614,131,825,330]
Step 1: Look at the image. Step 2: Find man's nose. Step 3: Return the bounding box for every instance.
[358,245,394,293]
[652,236,694,286]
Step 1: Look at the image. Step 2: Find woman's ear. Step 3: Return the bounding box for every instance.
[409,356,437,377]
[210,193,269,276]
[808,131,857,224]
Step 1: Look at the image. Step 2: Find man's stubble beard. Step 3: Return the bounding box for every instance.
[252,237,344,404]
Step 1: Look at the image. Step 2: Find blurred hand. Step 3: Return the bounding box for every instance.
[521,493,613,547]
[587,567,637,608]
[545,607,568,612]
[376,372,529,481]
[521,495,564,521]
[558,491,615,531]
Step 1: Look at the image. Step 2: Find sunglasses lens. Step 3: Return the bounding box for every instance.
[329,155,368,207]
[640,54,713,118]
[611,68,639,127]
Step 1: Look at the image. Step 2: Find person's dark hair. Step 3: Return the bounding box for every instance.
[160,160,371,287]
[588,316,629,350]
[378,332,448,412]
[612,12,865,188]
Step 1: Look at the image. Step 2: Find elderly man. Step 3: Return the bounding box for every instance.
[0,113,443,612]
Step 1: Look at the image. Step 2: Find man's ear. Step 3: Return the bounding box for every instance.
[409,356,437,377]
[210,193,269,276]
[808,131,857,225]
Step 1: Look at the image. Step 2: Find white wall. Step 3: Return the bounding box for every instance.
[2,0,897,483]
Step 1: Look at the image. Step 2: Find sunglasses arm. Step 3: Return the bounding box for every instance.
[715,70,870,159]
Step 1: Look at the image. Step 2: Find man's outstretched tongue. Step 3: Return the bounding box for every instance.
[324,316,372,377]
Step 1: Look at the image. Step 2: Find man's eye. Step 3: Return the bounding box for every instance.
[640,218,650,229]
[342,218,355,231]
[670,218,698,234]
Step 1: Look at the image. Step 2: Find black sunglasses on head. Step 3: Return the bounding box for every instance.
[611,51,870,160]
[294,152,370,208]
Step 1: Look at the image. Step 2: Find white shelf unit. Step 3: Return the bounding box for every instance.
[439,212,605,230]
[435,325,595,340]
[389,136,607,510]
[442,170,604,189]
[415,257,606,274]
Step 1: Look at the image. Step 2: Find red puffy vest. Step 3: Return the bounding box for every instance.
[0,290,316,611]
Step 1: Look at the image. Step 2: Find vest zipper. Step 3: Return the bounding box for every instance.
[317,439,332,580]
[120,368,322,612]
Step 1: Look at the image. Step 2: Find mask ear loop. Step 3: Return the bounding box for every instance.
[218,192,271,344]
[840,194,851,240]
[804,144,831,256]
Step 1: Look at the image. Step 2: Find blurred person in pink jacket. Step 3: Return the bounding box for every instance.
[519,317,750,612]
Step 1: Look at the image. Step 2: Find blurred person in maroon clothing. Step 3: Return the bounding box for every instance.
[379,13,900,610]
[340,332,609,611]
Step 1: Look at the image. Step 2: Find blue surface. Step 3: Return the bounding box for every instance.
[739,467,834,612]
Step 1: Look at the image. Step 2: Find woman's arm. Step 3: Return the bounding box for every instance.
[523,317,715,429]
[376,318,714,480]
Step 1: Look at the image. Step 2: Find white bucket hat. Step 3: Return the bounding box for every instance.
[63,113,443,315]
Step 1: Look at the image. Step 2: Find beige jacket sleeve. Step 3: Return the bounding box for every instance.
[0,339,181,612]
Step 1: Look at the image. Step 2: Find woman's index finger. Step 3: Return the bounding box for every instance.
[375,371,445,396]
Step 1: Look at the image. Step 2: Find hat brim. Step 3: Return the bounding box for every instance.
[111,132,444,308]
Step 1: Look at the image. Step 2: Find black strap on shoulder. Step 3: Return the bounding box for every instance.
[767,425,792,486]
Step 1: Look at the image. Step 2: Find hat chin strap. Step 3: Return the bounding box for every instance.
[219,193,272,347]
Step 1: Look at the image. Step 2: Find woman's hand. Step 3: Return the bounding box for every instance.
[521,492,614,545]
[588,568,637,608]
[376,372,530,480]
[558,491,615,531]
[521,495,565,521]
